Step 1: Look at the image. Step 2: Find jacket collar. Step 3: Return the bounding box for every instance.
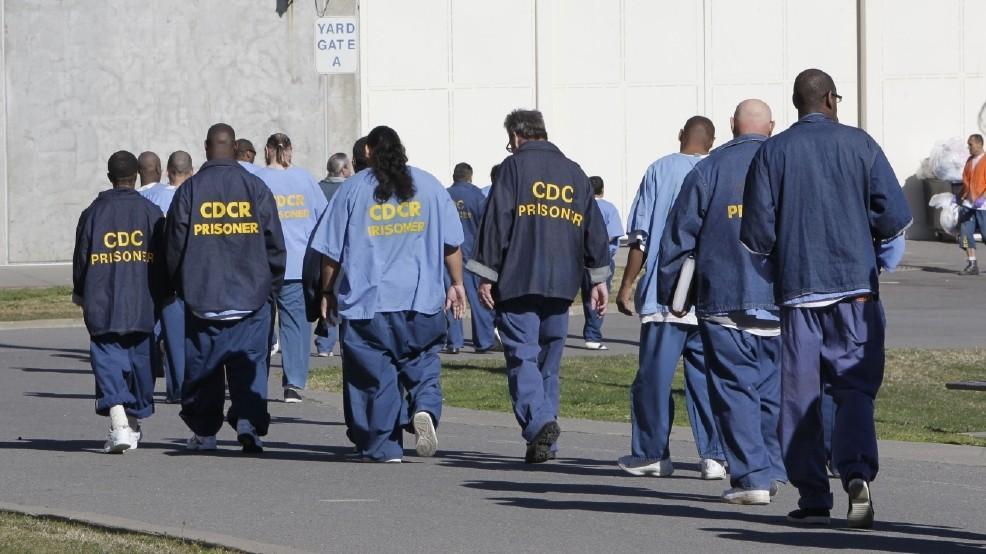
[200,158,240,170]
[719,134,768,150]
[799,112,833,123]
[517,140,562,155]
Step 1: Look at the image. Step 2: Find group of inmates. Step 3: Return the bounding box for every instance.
[72,67,910,530]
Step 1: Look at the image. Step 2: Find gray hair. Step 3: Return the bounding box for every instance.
[326,152,349,177]
[167,150,193,175]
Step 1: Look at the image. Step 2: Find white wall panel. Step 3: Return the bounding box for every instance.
[452,0,535,87]
[708,0,785,84]
[451,88,537,185]
[363,0,450,89]
[548,0,622,86]
[365,90,451,179]
[624,0,703,85]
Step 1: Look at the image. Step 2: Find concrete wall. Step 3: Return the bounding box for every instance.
[1,0,359,264]
[861,0,986,239]
[359,0,858,223]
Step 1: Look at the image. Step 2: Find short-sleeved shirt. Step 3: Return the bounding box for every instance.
[595,197,624,257]
[626,152,705,316]
[312,166,464,320]
[255,166,328,281]
[140,183,178,215]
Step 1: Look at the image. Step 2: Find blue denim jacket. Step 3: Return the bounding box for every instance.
[658,135,776,316]
[740,114,912,303]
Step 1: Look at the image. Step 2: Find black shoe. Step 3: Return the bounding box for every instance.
[958,261,980,275]
[283,387,303,403]
[474,347,491,354]
[847,478,875,529]
[786,508,831,525]
[444,347,460,355]
[524,421,561,464]
[237,431,264,454]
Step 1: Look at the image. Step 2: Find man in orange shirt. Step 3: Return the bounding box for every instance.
[959,134,986,275]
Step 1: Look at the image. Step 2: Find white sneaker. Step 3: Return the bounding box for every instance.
[186,434,217,451]
[722,487,771,505]
[618,455,673,477]
[270,342,280,356]
[103,427,135,454]
[412,411,438,457]
[701,458,727,480]
[129,425,141,450]
[584,341,609,351]
[236,419,264,453]
[360,457,402,463]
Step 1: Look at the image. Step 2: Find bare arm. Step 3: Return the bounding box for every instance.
[444,246,466,319]
[616,244,645,316]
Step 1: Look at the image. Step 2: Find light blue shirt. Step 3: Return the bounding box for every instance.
[595,197,624,257]
[626,152,705,316]
[312,166,464,320]
[139,183,177,215]
[239,161,262,174]
[255,166,327,281]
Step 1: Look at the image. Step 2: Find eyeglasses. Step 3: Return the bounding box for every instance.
[505,141,514,153]
[829,91,843,104]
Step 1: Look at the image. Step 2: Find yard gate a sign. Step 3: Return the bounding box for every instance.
[314,17,358,74]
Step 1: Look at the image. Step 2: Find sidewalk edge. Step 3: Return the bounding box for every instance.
[0,501,313,554]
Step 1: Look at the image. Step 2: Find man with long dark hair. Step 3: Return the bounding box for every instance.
[469,109,611,464]
[315,125,466,462]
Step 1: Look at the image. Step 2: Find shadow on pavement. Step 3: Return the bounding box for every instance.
[18,366,91,375]
[23,391,92,400]
[462,479,720,504]
[270,415,345,427]
[439,450,702,480]
[704,526,986,553]
[0,343,88,355]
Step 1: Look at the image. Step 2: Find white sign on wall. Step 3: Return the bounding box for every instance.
[314,17,358,74]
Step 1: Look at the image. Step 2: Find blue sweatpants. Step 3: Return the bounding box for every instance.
[277,281,312,389]
[90,333,155,419]
[160,297,186,402]
[495,296,569,445]
[181,303,273,437]
[341,311,445,461]
[631,322,724,461]
[314,318,338,355]
[780,299,885,511]
[699,322,785,490]
[446,270,496,350]
[580,258,615,342]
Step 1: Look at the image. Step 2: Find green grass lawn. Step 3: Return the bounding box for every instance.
[0,287,80,322]
[309,349,986,447]
[0,511,235,553]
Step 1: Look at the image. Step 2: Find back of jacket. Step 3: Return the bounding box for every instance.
[165,159,286,315]
[741,114,912,303]
[447,181,486,261]
[659,136,776,316]
[468,140,610,302]
[72,188,166,337]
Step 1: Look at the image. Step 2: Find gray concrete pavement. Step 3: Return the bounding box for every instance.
[1,326,984,553]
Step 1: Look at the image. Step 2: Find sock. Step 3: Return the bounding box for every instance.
[109,405,128,430]
[970,255,977,262]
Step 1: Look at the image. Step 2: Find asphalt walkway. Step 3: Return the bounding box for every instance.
[1,324,984,553]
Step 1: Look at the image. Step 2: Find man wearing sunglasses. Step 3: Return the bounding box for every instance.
[741,69,911,529]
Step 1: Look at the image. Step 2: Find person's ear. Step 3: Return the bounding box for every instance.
[678,129,684,143]
[768,121,776,137]
[107,172,113,184]
[729,117,736,135]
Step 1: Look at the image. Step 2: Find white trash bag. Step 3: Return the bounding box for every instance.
[929,192,960,236]
[926,137,968,182]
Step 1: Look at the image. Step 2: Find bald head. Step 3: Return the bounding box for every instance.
[731,99,774,138]
[679,116,715,155]
[167,150,193,187]
[793,68,838,118]
[205,123,236,161]
[137,151,161,186]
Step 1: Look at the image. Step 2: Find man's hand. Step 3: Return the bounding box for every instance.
[478,280,496,310]
[320,292,338,324]
[591,282,609,317]
[616,284,634,316]
[445,283,467,320]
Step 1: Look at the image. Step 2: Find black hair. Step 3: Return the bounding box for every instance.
[108,150,138,181]
[589,176,604,196]
[206,123,235,146]
[352,136,369,172]
[683,116,715,141]
[367,126,414,203]
[490,164,501,183]
[504,109,548,140]
[793,68,836,112]
[453,162,473,182]
[971,134,984,146]
[235,139,256,159]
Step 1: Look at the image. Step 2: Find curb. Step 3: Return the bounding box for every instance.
[0,501,313,554]
[0,318,85,331]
